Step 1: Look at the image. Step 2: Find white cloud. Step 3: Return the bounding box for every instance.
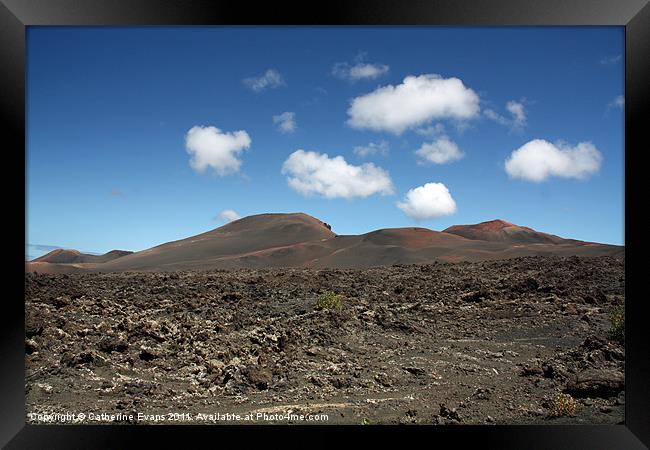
[609,95,624,109]
[485,100,527,130]
[217,209,242,222]
[185,125,251,176]
[396,182,457,220]
[243,69,285,92]
[353,140,389,158]
[273,112,297,134]
[347,74,480,134]
[415,137,464,165]
[600,54,622,65]
[281,150,394,199]
[349,63,389,79]
[332,52,389,81]
[504,139,602,182]
[506,101,526,126]
[484,109,507,125]
[333,62,389,81]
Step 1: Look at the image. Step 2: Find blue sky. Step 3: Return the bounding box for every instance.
[26,26,624,259]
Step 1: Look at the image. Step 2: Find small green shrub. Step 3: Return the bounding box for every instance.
[548,393,580,418]
[315,292,343,311]
[608,304,625,344]
[360,417,371,425]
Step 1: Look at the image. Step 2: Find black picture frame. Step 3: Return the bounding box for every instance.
[2,0,648,447]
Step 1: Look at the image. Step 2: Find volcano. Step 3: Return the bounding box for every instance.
[26,213,623,273]
[443,219,572,244]
[33,249,133,264]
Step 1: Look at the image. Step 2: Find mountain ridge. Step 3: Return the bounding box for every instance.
[26,213,623,273]
[33,248,133,264]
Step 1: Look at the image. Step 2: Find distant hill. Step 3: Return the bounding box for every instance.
[443,219,572,244]
[25,213,623,273]
[32,249,133,264]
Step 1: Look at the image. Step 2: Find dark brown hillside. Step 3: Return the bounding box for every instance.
[444,219,575,244]
[33,249,133,264]
[25,214,623,273]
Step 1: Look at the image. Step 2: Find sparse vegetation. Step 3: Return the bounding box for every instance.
[315,291,343,311]
[608,304,625,344]
[26,256,624,425]
[548,393,580,418]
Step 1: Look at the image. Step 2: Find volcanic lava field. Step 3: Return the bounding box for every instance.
[25,255,625,425]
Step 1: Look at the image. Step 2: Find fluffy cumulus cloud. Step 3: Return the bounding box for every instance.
[485,100,527,130]
[353,140,389,158]
[281,150,394,199]
[185,126,251,176]
[504,139,603,182]
[216,209,242,222]
[272,112,297,134]
[347,74,480,134]
[243,69,285,93]
[415,137,464,165]
[396,182,457,220]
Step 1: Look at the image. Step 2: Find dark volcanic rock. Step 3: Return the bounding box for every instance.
[61,351,97,367]
[139,348,158,361]
[439,404,461,422]
[517,277,539,293]
[564,369,624,398]
[246,367,272,390]
[461,290,491,302]
[25,255,624,425]
[520,365,543,377]
[98,336,128,353]
[403,366,427,377]
[25,339,38,355]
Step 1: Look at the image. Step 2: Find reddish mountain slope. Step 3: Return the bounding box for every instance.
[25,214,623,273]
[97,213,335,271]
[33,249,133,264]
[443,219,573,244]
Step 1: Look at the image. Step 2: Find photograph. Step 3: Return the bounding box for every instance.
[24,25,626,426]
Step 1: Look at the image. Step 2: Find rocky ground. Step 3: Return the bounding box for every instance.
[25,256,625,425]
